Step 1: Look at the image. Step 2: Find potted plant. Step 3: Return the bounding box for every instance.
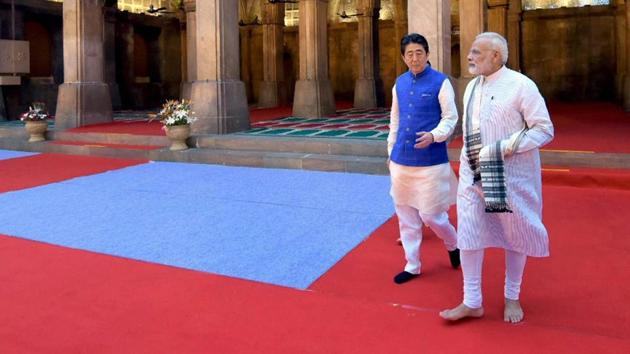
[20,102,50,142]
[152,99,197,151]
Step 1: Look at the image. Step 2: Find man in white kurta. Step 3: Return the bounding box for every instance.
[439,32,554,323]
[388,33,460,285]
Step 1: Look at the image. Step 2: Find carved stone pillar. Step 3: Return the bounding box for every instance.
[191,0,249,133]
[623,0,630,110]
[292,0,335,118]
[488,0,509,38]
[507,0,522,71]
[104,2,121,109]
[258,0,287,108]
[613,0,626,103]
[56,0,112,129]
[181,0,196,100]
[459,0,485,81]
[392,0,408,76]
[353,0,381,109]
[240,26,253,103]
[407,0,451,75]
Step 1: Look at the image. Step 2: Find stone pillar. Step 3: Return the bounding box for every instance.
[392,0,408,76]
[240,26,253,103]
[624,0,630,111]
[507,0,522,71]
[488,0,509,38]
[258,0,287,108]
[192,0,249,134]
[181,0,196,100]
[104,2,121,109]
[459,0,485,81]
[116,17,134,108]
[407,0,451,75]
[614,0,626,103]
[293,0,335,118]
[56,0,112,129]
[353,0,381,109]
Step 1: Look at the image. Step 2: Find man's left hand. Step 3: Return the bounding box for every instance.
[414,131,434,149]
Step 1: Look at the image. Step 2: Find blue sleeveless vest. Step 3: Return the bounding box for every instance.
[391,66,449,167]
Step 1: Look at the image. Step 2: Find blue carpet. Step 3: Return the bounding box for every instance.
[0,162,393,289]
[0,149,38,160]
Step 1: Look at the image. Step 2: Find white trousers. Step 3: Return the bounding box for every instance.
[395,204,458,274]
[461,249,527,309]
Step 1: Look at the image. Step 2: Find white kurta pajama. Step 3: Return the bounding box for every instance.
[388,80,459,274]
[458,65,554,257]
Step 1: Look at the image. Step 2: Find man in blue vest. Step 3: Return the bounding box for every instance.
[387,33,460,284]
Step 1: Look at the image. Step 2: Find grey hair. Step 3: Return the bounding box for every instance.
[476,32,508,65]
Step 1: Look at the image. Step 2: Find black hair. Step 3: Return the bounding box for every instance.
[400,33,429,55]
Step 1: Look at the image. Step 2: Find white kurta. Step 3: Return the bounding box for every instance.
[388,79,459,215]
[458,66,554,257]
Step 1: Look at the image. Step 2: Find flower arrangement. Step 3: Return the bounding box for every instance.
[20,102,50,122]
[152,99,197,127]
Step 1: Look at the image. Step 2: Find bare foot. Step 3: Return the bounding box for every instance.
[504,298,524,323]
[439,303,484,321]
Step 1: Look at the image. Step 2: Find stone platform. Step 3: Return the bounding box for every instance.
[1,122,629,174]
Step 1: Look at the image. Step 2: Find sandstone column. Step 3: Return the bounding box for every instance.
[258,0,286,108]
[624,0,630,110]
[458,0,485,95]
[614,0,626,103]
[488,0,509,38]
[116,16,134,108]
[240,26,253,103]
[292,0,335,118]
[353,0,381,109]
[407,0,451,74]
[104,1,121,109]
[181,0,196,100]
[56,0,112,129]
[507,0,522,71]
[191,0,249,134]
[459,0,485,78]
[392,0,408,76]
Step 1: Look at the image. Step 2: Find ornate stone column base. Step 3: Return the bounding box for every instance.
[55,82,113,129]
[293,79,335,118]
[108,83,122,110]
[190,80,250,134]
[0,88,6,121]
[624,76,630,112]
[354,78,378,109]
[258,81,287,108]
[181,82,193,101]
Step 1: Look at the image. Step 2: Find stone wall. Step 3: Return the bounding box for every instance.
[522,5,616,101]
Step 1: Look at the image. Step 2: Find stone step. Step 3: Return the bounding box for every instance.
[2,126,630,173]
[0,136,389,175]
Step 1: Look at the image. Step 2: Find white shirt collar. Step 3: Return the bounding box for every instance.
[482,65,507,85]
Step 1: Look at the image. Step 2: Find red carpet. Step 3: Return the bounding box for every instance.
[449,102,630,153]
[0,153,147,193]
[67,102,356,135]
[67,120,165,136]
[310,184,630,347]
[51,140,163,150]
[1,234,626,353]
